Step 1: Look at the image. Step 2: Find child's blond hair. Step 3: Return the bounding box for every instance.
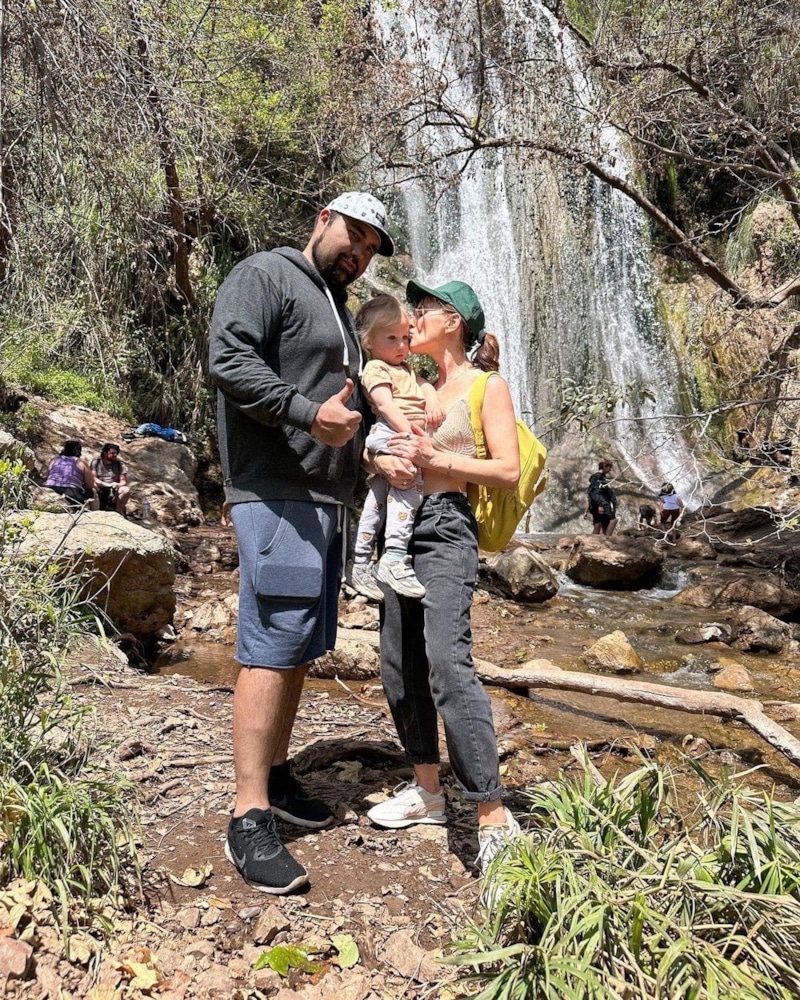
[356,294,406,353]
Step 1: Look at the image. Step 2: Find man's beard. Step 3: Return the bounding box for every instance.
[310,233,354,291]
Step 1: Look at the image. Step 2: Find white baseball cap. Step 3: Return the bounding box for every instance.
[325,191,394,257]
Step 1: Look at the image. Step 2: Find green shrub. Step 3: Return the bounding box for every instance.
[0,462,138,929]
[448,753,800,998]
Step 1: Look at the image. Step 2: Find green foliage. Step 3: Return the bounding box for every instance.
[1,0,375,433]
[332,933,360,969]
[253,944,323,977]
[0,462,137,929]
[0,403,45,450]
[551,376,657,433]
[1,324,132,418]
[447,754,800,998]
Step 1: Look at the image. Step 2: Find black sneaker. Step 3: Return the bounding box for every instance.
[269,763,335,830]
[225,808,309,894]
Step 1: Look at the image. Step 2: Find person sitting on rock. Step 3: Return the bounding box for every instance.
[44,440,95,509]
[90,442,130,516]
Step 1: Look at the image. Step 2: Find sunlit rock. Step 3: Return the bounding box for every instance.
[675,623,732,645]
[580,630,644,674]
[14,510,176,639]
[566,535,664,589]
[729,604,797,654]
[482,544,559,603]
[713,661,754,692]
[311,639,380,679]
[674,569,800,619]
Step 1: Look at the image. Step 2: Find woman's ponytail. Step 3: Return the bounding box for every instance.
[473,333,500,372]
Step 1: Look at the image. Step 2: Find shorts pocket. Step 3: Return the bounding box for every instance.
[254,501,324,600]
[255,546,323,599]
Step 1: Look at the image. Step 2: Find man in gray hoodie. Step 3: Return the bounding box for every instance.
[209,192,399,893]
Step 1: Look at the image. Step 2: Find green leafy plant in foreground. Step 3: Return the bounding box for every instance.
[0,462,137,931]
[448,755,800,999]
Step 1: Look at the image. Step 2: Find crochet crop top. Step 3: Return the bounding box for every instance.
[431,396,477,457]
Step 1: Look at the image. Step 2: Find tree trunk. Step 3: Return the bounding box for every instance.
[127,1,193,309]
[474,657,800,768]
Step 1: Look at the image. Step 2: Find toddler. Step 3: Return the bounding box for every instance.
[349,294,443,600]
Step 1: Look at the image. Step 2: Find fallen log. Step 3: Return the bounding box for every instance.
[475,657,800,769]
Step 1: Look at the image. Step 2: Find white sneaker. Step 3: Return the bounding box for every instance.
[374,555,426,599]
[346,561,384,602]
[476,808,522,875]
[367,782,446,828]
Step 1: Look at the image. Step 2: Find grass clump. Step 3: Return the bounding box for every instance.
[449,753,800,998]
[0,461,138,932]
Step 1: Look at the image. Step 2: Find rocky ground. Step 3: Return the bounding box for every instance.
[8,514,800,999]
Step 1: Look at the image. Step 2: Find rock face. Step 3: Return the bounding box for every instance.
[580,630,644,673]
[482,544,559,603]
[15,511,176,639]
[566,535,665,589]
[673,569,800,619]
[30,399,204,527]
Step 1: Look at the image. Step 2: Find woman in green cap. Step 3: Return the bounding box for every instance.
[365,278,522,874]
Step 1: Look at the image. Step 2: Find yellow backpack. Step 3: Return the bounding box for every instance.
[467,371,548,552]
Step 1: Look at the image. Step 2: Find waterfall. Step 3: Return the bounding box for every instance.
[374,0,701,527]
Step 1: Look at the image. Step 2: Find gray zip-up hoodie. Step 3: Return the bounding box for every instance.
[209,247,366,506]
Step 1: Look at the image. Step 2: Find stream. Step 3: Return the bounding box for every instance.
[153,525,800,800]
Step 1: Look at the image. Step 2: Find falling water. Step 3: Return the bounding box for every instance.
[374,0,701,525]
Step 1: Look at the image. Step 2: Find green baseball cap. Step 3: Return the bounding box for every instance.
[406,279,486,343]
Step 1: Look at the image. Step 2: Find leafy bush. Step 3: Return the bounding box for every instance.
[449,754,800,999]
[0,462,138,929]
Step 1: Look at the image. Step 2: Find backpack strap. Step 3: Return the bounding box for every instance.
[468,371,498,460]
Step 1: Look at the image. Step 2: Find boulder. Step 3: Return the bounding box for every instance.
[712,660,754,692]
[566,535,664,589]
[14,510,176,639]
[580,630,644,674]
[187,595,238,642]
[482,544,559,603]
[675,623,733,645]
[673,569,800,618]
[310,639,380,680]
[675,536,717,560]
[729,604,797,653]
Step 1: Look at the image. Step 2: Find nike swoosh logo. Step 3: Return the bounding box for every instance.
[232,849,247,868]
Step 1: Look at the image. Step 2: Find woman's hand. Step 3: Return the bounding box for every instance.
[387,424,436,469]
[374,454,417,490]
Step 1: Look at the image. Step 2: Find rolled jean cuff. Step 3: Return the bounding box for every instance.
[460,783,504,804]
[404,752,441,767]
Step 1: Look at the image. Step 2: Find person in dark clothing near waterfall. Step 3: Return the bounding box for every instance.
[585,458,618,536]
[208,191,400,895]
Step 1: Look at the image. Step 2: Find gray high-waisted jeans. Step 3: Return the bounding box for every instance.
[379,491,502,802]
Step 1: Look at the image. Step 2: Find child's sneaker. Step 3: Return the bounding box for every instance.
[476,807,522,875]
[375,555,426,599]
[367,781,446,828]
[346,560,384,602]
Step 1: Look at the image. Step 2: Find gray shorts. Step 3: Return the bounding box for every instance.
[231,499,343,668]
